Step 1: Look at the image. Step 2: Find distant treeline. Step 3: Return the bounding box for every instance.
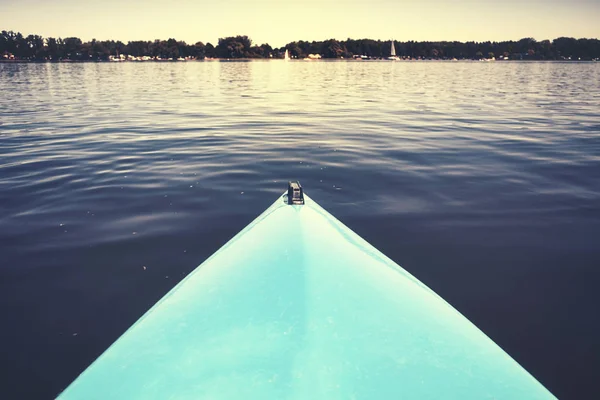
[288,37,600,60]
[2,30,599,61]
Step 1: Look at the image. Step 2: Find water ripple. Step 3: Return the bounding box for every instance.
[0,61,599,399]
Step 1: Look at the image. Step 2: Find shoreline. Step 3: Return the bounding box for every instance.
[2,58,598,63]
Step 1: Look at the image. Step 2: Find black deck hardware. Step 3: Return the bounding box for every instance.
[287,181,305,205]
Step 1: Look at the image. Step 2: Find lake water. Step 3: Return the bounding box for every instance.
[1,61,599,399]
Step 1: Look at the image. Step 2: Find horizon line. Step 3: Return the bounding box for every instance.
[2,28,599,47]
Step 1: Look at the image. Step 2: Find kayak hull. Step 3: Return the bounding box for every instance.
[57,193,556,399]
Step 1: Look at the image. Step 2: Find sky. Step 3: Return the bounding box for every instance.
[1,0,599,46]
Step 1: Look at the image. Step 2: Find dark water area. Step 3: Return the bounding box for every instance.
[0,61,599,399]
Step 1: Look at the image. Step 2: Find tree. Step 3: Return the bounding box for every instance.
[1,29,599,61]
[63,37,82,59]
[191,41,206,59]
[286,41,304,58]
[204,42,215,58]
[215,36,253,58]
[260,43,273,57]
[322,39,346,58]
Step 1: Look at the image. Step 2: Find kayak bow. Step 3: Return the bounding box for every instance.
[58,182,556,399]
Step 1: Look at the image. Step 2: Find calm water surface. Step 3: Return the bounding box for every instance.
[1,61,599,399]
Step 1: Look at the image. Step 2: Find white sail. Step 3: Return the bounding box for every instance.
[284,49,290,60]
[391,41,396,57]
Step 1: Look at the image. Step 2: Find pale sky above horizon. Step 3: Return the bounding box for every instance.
[1,0,599,47]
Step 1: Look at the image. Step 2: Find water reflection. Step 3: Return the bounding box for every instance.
[0,61,599,399]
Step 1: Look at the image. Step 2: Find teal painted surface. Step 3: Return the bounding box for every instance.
[58,194,556,399]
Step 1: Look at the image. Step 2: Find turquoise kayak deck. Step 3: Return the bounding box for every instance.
[58,194,556,399]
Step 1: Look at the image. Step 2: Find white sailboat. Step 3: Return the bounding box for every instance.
[388,40,399,61]
[284,49,290,61]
